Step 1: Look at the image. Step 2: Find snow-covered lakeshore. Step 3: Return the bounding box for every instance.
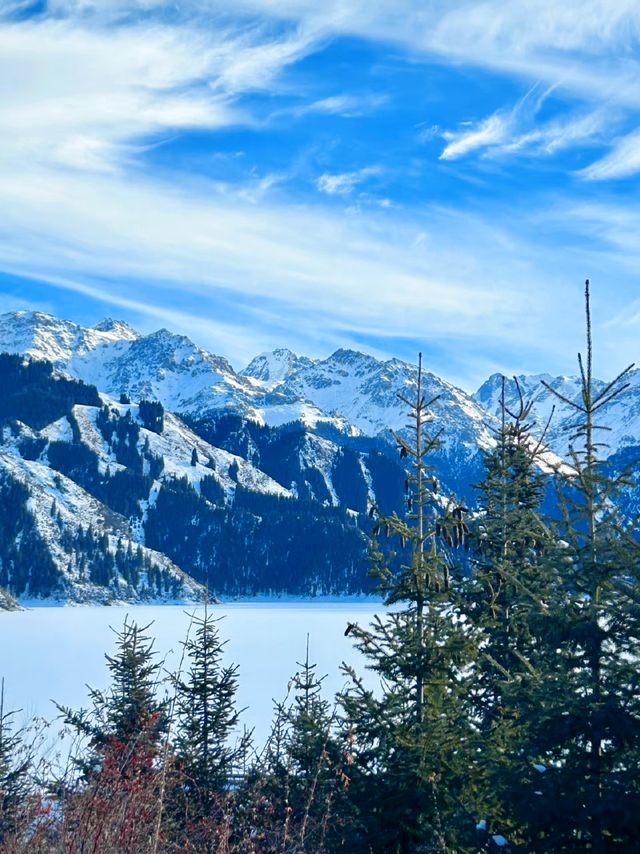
[0,601,383,754]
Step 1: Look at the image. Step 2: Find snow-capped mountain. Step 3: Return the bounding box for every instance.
[0,311,263,418]
[4,309,637,468]
[0,312,345,430]
[0,351,373,602]
[476,369,640,458]
[280,348,494,452]
[0,310,138,368]
[0,311,495,449]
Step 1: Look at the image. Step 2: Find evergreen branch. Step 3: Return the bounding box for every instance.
[540,380,586,413]
[530,403,556,458]
[592,364,635,406]
[591,383,632,412]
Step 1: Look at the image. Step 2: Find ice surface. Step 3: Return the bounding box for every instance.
[0,601,383,753]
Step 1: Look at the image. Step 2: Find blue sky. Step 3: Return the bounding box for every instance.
[1,1,640,390]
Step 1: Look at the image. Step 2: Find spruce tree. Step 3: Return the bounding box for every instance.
[283,638,350,851]
[340,353,476,853]
[460,378,565,847]
[522,281,640,850]
[247,638,351,852]
[171,606,250,832]
[58,618,167,779]
[51,623,170,852]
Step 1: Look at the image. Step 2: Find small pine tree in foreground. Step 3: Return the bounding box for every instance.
[170,605,251,848]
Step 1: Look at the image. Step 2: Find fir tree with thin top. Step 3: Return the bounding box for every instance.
[57,618,167,780]
[340,353,477,853]
[171,604,250,841]
[521,280,640,850]
[460,377,566,848]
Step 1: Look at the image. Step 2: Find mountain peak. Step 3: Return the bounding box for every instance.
[92,318,139,340]
[329,347,367,360]
[2,309,60,328]
[326,348,380,368]
[242,348,313,387]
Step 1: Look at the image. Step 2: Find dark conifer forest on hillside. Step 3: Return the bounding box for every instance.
[2,284,640,852]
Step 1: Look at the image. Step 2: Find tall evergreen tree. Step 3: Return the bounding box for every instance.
[521,281,640,850]
[460,379,566,848]
[340,353,477,853]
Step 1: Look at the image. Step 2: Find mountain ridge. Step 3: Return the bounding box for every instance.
[1,309,638,604]
[6,308,638,461]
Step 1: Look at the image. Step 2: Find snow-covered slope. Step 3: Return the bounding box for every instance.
[241,348,315,388]
[79,398,292,504]
[0,313,494,450]
[0,437,203,604]
[279,349,495,456]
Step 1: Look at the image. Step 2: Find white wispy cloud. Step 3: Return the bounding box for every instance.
[440,83,610,163]
[416,124,440,143]
[308,94,386,115]
[315,166,383,195]
[0,16,319,175]
[41,1,640,107]
[440,114,511,161]
[578,129,640,180]
[293,93,388,118]
[266,92,388,126]
[146,2,640,110]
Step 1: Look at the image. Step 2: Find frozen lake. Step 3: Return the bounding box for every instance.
[0,601,384,757]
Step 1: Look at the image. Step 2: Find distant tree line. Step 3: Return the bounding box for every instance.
[0,354,100,430]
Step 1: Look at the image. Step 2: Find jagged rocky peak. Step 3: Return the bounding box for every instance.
[326,348,380,370]
[0,310,138,366]
[1,309,71,339]
[241,348,314,386]
[0,310,86,366]
[476,372,563,406]
[474,372,592,432]
[130,328,236,375]
[92,317,139,340]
